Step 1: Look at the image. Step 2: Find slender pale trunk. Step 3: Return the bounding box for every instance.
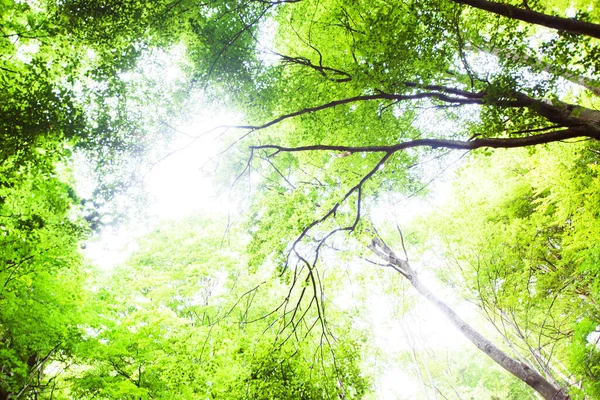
[369,237,570,400]
[477,46,600,97]
[409,275,568,399]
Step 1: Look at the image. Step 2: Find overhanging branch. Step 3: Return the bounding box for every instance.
[250,127,597,156]
[452,0,600,39]
[231,90,491,131]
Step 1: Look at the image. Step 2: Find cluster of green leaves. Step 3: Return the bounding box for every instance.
[0,155,87,398]
[0,3,91,395]
[421,141,600,397]
[1,0,276,226]
[0,1,189,394]
[455,0,600,93]
[570,318,600,397]
[67,217,369,399]
[1,1,140,226]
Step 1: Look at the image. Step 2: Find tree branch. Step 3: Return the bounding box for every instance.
[231,90,488,132]
[277,53,352,82]
[452,0,600,39]
[250,127,597,156]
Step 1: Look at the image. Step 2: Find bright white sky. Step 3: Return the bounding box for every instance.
[144,119,234,219]
[83,107,239,269]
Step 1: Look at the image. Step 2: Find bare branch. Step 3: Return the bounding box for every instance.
[276,53,352,82]
[251,127,596,155]
[395,222,409,262]
[231,90,488,133]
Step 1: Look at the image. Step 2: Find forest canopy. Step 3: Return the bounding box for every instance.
[1,0,600,398]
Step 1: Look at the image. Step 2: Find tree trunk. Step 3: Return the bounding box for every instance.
[476,45,600,96]
[566,76,600,97]
[452,0,600,39]
[515,93,600,129]
[368,236,570,400]
[409,275,569,399]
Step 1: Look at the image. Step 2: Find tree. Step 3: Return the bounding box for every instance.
[68,217,368,399]
[3,0,600,397]
[451,0,600,38]
[421,141,600,398]
[368,232,569,399]
[193,0,600,397]
[0,155,87,399]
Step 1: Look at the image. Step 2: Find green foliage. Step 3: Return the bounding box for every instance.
[2,0,600,397]
[1,0,212,227]
[569,319,600,398]
[422,141,600,394]
[0,157,87,398]
[69,217,369,399]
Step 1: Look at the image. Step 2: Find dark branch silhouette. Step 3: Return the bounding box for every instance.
[251,127,598,156]
[452,0,600,39]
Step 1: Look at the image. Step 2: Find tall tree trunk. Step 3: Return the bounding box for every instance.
[368,236,570,400]
[515,93,600,129]
[452,0,600,39]
[562,75,600,97]
[473,45,600,96]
